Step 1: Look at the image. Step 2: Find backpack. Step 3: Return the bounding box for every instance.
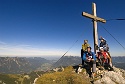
[97,52,108,63]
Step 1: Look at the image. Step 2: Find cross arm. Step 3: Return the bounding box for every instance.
[82,12,106,23]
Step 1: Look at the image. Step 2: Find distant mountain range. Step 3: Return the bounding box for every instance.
[112,56,125,69]
[52,56,125,70]
[0,56,125,74]
[0,57,54,74]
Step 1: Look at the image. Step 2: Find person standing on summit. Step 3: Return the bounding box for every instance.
[81,40,90,66]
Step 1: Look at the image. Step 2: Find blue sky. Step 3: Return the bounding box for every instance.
[0,0,125,57]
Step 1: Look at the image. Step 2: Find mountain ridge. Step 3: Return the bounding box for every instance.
[0,57,53,74]
[0,56,125,74]
[0,56,125,84]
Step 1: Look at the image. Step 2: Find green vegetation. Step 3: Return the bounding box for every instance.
[36,66,90,84]
[0,74,23,84]
[0,74,33,84]
[0,71,46,84]
[0,66,92,84]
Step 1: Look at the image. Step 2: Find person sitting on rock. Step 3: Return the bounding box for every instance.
[97,47,113,71]
[99,36,112,62]
[82,46,96,76]
[81,40,90,67]
[99,36,109,52]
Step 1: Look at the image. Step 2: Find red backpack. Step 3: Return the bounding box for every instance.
[97,52,107,63]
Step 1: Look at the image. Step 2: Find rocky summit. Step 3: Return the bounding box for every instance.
[94,67,125,84]
[34,65,125,84]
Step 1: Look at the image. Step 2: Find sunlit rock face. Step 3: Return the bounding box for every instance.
[94,67,125,84]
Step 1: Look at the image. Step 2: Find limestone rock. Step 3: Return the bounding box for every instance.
[94,67,125,84]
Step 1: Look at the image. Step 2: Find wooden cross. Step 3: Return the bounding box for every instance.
[82,3,106,53]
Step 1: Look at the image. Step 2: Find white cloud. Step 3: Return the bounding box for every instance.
[0,42,65,56]
[0,41,6,45]
[0,41,123,57]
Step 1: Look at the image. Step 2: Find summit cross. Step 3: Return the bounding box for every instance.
[82,3,106,53]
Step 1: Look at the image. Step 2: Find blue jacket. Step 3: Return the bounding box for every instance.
[82,51,96,61]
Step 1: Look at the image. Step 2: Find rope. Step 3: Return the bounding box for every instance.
[51,30,85,69]
[106,18,125,21]
[99,23,125,50]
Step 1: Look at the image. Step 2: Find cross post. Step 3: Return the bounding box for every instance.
[82,3,106,54]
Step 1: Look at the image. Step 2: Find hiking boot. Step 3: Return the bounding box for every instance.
[99,67,104,70]
[109,67,114,71]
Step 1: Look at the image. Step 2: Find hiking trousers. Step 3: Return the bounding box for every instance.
[85,60,96,73]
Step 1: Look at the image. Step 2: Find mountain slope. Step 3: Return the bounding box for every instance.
[35,66,125,84]
[0,57,53,74]
[0,57,32,73]
[36,66,91,84]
